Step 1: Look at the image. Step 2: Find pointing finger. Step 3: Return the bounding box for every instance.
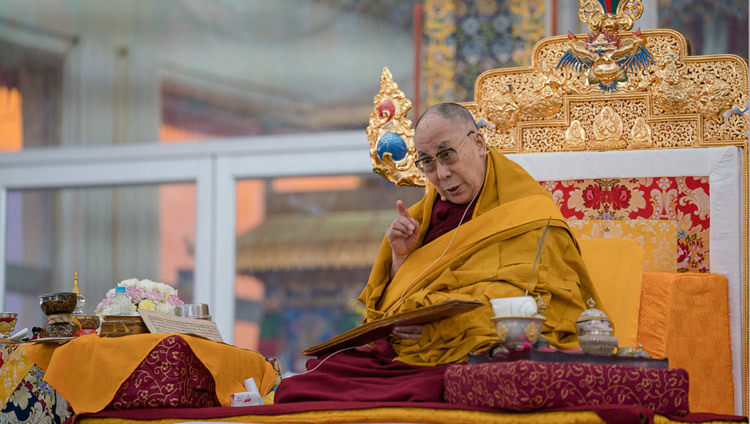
[396,200,411,218]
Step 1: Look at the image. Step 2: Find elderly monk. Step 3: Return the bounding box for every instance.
[275,103,602,403]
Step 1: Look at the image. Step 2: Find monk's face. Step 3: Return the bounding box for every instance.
[414,115,487,204]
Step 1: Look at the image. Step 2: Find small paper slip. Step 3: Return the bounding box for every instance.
[139,309,224,343]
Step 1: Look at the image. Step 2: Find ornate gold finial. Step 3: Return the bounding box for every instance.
[578,0,643,32]
[564,120,587,150]
[629,117,652,148]
[535,295,547,314]
[586,298,596,309]
[592,106,625,149]
[73,271,80,295]
[366,68,424,188]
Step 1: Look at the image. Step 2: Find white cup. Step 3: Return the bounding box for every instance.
[490,296,538,318]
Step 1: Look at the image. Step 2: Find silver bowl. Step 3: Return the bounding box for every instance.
[175,303,211,320]
[578,333,618,355]
[490,315,546,349]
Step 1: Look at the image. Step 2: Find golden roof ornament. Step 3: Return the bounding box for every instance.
[578,0,643,33]
[366,68,423,188]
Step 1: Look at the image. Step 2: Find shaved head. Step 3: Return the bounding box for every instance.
[413,103,487,204]
[415,103,478,131]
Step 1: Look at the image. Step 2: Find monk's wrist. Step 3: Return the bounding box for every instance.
[390,252,410,277]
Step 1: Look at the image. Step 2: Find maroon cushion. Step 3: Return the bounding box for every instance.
[106,335,220,410]
[444,360,689,416]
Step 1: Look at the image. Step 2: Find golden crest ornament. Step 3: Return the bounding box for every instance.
[366,68,423,188]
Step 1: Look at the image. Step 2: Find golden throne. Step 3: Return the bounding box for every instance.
[367,0,748,416]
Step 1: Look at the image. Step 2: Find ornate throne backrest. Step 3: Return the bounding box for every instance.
[366,0,748,415]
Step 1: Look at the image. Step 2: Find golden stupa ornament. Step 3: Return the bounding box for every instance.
[366,68,423,188]
[72,271,86,315]
[557,0,653,92]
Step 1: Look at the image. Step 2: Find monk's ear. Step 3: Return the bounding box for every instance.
[474,131,489,154]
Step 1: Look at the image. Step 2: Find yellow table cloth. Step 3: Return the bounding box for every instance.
[25,333,278,414]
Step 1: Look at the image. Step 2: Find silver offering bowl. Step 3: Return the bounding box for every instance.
[491,315,546,349]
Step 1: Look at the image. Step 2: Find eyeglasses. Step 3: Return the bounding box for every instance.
[414,130,474,173]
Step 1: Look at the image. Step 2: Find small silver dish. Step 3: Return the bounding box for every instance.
[175,303,211,320]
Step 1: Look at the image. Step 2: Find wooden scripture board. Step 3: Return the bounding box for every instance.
[303,299,482,357]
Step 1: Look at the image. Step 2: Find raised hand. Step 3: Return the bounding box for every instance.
[386,200,420,277]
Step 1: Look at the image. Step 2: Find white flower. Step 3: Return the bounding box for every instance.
[97,277,183,316]
[118,278,139,287]
[139,279,156,292]
[156,303,175,314]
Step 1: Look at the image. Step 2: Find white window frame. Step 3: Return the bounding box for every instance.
[0,130,370,341]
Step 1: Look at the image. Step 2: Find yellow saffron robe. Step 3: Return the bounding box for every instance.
[359,150,603,366]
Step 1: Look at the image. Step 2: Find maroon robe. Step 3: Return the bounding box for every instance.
[275,196,476,403]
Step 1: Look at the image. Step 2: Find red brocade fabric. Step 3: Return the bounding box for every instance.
[106,335,220,410]
[444,360,690,416]
[274,339,448,403]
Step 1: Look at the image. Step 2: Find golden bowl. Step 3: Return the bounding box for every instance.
[39,292,78,315]
[0,312,17,336]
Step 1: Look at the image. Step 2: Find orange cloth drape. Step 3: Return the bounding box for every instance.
[578,238,644,348]
[637,272,734,414]
[25,334,278,414]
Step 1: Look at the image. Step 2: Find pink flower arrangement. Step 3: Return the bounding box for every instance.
[95,278,184,316]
